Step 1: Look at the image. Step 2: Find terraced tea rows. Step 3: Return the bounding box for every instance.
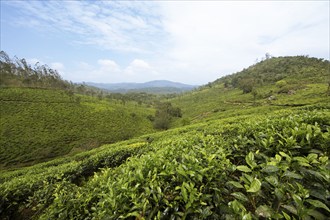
[1,106,329,219]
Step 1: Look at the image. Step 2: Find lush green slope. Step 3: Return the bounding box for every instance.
[170,56,329,125]
[0,55,329,219]
[0,87,155,168]
[0,104,329,219]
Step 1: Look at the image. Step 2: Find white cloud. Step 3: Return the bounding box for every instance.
[97,59,120,73]
[124,59,158,79]
[3,1,329,84]
[66,59,158,83]
[153,1,329,83]
[5,1,164,53]
[50,62,65,71]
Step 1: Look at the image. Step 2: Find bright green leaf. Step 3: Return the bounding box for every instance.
[246,152,257,169]
[247,178,261,193]
[282,211,291,220]
[227,181,244,189]
[181,184,188,203]
[265,176,278,187]
[237,165,252,173]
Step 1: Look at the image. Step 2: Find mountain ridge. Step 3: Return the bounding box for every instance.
[85,80,198,93]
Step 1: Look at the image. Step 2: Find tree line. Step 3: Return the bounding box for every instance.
[0,51,71,90]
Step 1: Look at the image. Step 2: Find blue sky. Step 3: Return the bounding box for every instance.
[1,1,329,84]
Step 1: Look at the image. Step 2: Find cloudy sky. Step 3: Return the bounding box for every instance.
[1,1,329,85]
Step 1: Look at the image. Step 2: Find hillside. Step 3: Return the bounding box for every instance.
[0,55,329,219]
[1,105,329,219]
[170,56,330,125]
[0,87,155,168]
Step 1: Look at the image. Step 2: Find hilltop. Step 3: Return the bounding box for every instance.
[170,56,329,125]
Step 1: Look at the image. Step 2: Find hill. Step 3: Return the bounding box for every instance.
[0,55,329,219]
[170,56,330,125]
[1,105,329,219]
[86,80,198,94]
[0,87,155,169]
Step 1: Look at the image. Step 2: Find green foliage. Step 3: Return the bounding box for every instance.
[0,51,71,90]
[0,87,155,168]
[153,102,182,130]
[238,77,256,94]
[169,56,330,124]
[218,56,329,88]
[1,105,329,219]
[276,80,288,88]
[1,54,329,219]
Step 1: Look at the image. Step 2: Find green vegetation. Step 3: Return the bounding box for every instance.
[0,54,329,219]
[153,102,182,130]
[0,87,155,168]
[0,51,71,90]
[0,106,329,219]
[170,56,330,124]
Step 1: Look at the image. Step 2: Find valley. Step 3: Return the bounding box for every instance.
[0,53,329,219]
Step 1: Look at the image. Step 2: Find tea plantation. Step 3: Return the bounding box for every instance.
[0,55,329,219]
[1,104,329,219]
[0,87,155,168]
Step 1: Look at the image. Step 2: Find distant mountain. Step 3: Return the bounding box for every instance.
[85,80,198,94]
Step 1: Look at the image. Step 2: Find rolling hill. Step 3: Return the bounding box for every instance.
[0,55,329,219]
[0,88,155,169]
[86,80,198,94]
[170,56,330,125]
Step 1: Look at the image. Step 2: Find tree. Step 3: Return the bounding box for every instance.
[275,80,287,88]
[153,102,182,130]
[251,89,259,105]
[238,78,255,94]
[153,111,171,130]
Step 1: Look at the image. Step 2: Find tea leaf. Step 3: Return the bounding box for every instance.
[281,205,298,215]
[237,165,252,173]
[283,170,303,179]
[255,205,273,218]
[227,181,244,189]
[246,152,257,169]
[247,178,261,193]
[231,192,248,202]
[306,199,330,212]
[262,165,279,173]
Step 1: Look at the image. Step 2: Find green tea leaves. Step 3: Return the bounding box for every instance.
[246,152,257,169]
[246,178,261,193]
[236,165,252,173]
[262,165,279,173]
[306,199,330,213]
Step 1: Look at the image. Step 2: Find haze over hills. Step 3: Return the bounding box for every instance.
[85,80,198,94]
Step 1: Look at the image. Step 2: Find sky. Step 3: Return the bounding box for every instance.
[1,1,329,85]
